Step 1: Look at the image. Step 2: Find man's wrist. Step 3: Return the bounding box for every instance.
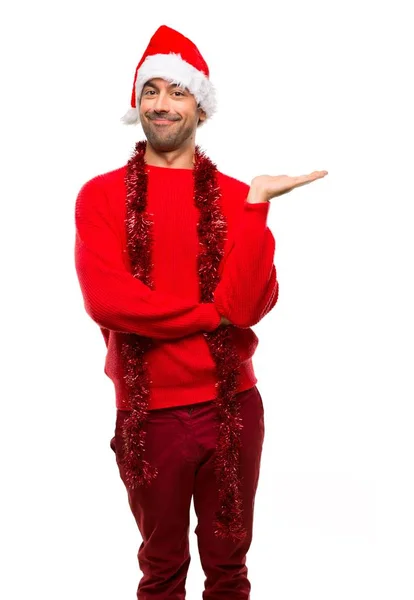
[246,183,269,204]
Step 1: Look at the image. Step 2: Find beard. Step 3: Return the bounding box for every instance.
[140,116,195,152]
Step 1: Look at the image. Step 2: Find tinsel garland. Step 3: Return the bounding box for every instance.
[119,140,246,541]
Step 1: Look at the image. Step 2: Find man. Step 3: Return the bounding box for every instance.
[74,24,327,600]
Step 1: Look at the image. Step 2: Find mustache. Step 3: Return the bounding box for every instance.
[147,113,180,121]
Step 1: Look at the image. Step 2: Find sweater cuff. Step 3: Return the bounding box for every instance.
[244,199,270,224]
[199,302,222,332]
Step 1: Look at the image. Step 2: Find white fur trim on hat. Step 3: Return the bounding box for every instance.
[121,52,217,126]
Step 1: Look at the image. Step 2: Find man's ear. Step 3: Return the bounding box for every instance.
[197,105,207,125]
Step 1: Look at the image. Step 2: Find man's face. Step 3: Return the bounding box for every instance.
[139,78,206,152]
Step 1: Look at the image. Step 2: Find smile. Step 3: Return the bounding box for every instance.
[151,119,176,125]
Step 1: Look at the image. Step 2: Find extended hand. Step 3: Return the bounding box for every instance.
[250,169,328,203]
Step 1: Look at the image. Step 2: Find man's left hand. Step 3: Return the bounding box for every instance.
[249,170,328,203]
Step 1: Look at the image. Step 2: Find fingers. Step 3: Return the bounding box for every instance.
[293,170,328,188]
[295,170,328,182]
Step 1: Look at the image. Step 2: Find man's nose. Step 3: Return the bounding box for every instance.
[153,92,170,113]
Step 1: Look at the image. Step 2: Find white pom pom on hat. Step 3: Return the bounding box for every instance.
[121,25,217,126]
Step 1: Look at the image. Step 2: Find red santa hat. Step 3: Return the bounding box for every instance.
[121,25,217,126]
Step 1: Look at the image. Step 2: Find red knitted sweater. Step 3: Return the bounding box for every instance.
[74,162,279,410]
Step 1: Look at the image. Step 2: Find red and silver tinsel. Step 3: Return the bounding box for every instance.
[119,140,246,541]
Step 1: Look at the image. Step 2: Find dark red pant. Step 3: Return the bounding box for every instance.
[110,384,265,599]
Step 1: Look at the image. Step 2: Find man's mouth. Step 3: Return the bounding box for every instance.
[148,113,180,125]
[152,119,174,124]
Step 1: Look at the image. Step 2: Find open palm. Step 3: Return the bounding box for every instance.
[252,170,328,202]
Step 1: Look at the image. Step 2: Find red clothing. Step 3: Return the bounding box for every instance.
[74,163,279,410]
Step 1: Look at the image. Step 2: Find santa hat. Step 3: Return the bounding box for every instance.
[121,25,217,126]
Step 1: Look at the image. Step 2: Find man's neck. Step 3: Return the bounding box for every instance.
[144,141,196,169]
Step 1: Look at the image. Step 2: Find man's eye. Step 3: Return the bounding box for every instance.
[144,90,155,95]
[173,91,185,96]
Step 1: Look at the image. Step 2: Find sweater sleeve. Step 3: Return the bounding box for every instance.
[74,177,222,340]
[213,199,279,328]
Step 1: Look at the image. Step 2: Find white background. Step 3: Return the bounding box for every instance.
[1,0,413,598]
